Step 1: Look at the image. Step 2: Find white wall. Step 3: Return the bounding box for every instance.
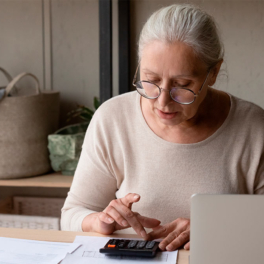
[0,0,43,95]
[51,0,100,126]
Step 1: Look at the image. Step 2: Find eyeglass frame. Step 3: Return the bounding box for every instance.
[132,64,211,105]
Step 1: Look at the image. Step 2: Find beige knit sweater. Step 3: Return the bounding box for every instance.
[61,91,264,232]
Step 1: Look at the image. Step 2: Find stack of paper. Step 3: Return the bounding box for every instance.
[61,236,178,264]
[0,236,178,264]
[0,237,81,264]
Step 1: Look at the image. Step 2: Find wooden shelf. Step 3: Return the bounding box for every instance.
[0,172,73,188]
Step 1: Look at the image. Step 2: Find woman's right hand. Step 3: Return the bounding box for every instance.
[82,193,161,240]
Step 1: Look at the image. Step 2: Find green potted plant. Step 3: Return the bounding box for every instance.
[48,97,100,176]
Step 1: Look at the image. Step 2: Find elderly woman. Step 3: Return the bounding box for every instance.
[61,4,264,251]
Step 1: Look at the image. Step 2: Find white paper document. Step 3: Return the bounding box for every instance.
[61,236,178,264]
[0,237,81,264]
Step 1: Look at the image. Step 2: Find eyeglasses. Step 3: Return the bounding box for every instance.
[132,64,211,105]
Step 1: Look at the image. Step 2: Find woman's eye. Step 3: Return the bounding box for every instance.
[174,82,191,88]
[149,80,160,84]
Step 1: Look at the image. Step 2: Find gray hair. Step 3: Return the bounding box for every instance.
[138,4,224,69]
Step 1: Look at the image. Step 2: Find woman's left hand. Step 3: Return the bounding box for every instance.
[148,218,190,251]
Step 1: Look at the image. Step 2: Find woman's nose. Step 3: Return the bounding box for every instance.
[158,87,172,107]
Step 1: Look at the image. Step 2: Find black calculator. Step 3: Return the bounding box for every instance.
[99,239,160,258]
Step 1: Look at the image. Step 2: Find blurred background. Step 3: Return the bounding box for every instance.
[0,0,264,128]
[0,0,263,233]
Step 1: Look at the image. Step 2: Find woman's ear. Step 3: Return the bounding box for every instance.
[208,59,223,86]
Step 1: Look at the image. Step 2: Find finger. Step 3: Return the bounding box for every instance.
[96,213,128,235]
[159,231,179,251]
[151,225,163,231]
[135,213,161,228]
[148,225,169,240]
[98,212,130,231]
[150,222,187,250]
[184,241,190,250]
[120,193,140,209]
[95,212,117,235]
[165,230,190,251]
[149,218,189,240]
[109,201,148,239]
[103,205,129,227]
[98,211,115,224]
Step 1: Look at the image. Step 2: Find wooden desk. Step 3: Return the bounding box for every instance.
[0,227,189,264]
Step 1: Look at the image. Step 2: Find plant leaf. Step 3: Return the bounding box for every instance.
[66,96,100,123]
[81,107,94,115]
[80,112,93,121]
[94,97,100,110]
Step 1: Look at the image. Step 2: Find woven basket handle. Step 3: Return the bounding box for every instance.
[0,67,13,82]
[4,72,41,98]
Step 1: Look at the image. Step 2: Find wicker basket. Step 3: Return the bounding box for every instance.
[0,71,60,179]
[13,196,65,218]
[0,196,65,230]
[0,197,13,214]
[0,214,60,230]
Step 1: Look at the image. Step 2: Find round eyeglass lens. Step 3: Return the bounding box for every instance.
[136,81,160,99]
[170,88,195,104]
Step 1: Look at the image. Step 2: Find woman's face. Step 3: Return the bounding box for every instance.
[140,40,218,128]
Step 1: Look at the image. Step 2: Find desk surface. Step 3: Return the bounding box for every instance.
[0,227,189,264]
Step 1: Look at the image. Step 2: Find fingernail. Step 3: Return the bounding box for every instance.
[140,230,147,238]
[108,218,114,223]
[122,220,128,226]
[134,195,140,200]
[166,245,173,251]
[159,244,165,251]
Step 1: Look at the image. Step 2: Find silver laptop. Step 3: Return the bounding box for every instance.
[190,194,264,264]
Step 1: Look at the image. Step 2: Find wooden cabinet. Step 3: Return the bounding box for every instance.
[0,173,73,216]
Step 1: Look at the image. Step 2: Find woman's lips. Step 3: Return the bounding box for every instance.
[156,109,177,119]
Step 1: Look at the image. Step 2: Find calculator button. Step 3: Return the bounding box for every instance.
[117,240,126,248]
[128,240,138,248]
[146,241,155,249]
[108,239,117,245]
[136,241,147,249]
[107,244,116,248]
[107,239,118,248]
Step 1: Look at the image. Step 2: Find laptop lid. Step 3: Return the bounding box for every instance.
[190,194,264,264]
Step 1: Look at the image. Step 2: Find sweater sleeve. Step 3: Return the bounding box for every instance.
[252,107,264,195]
[61,108,118,231]
[254,152,264,195]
